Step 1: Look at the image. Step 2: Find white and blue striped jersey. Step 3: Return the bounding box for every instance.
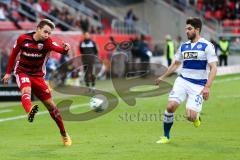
[175,38,218,86]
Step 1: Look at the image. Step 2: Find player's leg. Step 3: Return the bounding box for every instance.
[42,98,72,146]
[15,73,38,122]
[42,98,66,136]
[156,77,187,143]
[20,87,32,113]
[186,108,201,128]
[186,109,199,122]
[31,77,72,146]
[186,83,204,128]
[186,109,201,128]
[156,101,180,144]
[165,101,179,137]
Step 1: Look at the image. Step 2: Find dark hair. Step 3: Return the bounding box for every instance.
[37,19,55,29]
[186,17,202,32]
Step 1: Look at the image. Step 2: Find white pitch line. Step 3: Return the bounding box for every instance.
[0,103,19,109]
[214,77,240,83]
[0,103,88,123]
[216,95,240,99]
[0,109,13,114]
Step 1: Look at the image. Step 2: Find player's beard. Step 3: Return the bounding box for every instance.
[187,32,196,41]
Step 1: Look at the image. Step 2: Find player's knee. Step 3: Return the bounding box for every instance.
[21,87,31,94]
[186,109,198,122]
[167,102,178,113]
[187,114,197,122]
[166,107,174,113]
[43,99,55,110]
[45,102,52,108]
[187,116,193,122]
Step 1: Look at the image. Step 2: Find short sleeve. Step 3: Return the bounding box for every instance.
[206,42,218,63]
[14,35,24,49]
[174,46,183,62]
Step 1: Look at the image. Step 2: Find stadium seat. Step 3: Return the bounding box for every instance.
[231,28,240,34]
[12,10,22,20]
[196,3,203,11]
[204,10,213,20]
[233,19,240,26]
[18,21,36,30]
[0,21,37,31]
[101,18,112,34]
[214,10,224,20]
[223,19,233,27]
[0,21,17,31]
[227,1,236,10]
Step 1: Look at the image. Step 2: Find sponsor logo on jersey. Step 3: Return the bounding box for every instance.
[22,52,43,58]
[197,44,202,49]
[52,42,59,46]
[185,45,190,49]
[38,43,43,50]
[24,43,29,47]
[183,52,198,59]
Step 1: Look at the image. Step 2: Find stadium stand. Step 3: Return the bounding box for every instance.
[0,0,153,84]
[161,0,240,53]
[0,0,101,32]
[165,0,240,35]
[0,0,149,35]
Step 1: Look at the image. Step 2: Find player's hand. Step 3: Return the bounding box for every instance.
[155,77,164,85]
[2,74,11,84]
[200,86,210,101]
[62,43,70,51]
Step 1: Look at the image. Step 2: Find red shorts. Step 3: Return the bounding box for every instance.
[15,73,52,101]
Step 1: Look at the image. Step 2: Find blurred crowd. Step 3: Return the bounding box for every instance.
[0,33,153,85]
[172,0,240,21]
[0,0,103,33]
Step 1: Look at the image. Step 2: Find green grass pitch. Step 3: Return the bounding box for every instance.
[0,74,240,160]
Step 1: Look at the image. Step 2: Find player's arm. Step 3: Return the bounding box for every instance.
[2,37,22,84]
[205,62,217,88]
[50,41,70,54]
[200,43,218,100]
[155,60,181,85]
[201,62,217,100]
[155,46,182,85]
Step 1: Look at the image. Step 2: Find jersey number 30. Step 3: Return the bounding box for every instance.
[21,77,30,83]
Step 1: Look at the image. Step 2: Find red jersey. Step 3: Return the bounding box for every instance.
[6,32,68,77]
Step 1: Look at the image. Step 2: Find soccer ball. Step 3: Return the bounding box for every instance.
[89,96,105,112]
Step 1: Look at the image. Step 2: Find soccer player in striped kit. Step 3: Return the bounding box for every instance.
[155,17,218,144]
[2,19,72,146]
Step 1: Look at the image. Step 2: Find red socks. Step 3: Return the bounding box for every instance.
[49,107,66,136]
[21,93,32,113]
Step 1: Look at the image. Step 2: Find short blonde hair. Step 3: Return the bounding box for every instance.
[37,19,55,29]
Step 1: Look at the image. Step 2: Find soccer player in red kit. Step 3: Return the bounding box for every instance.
[2,19,72,146]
